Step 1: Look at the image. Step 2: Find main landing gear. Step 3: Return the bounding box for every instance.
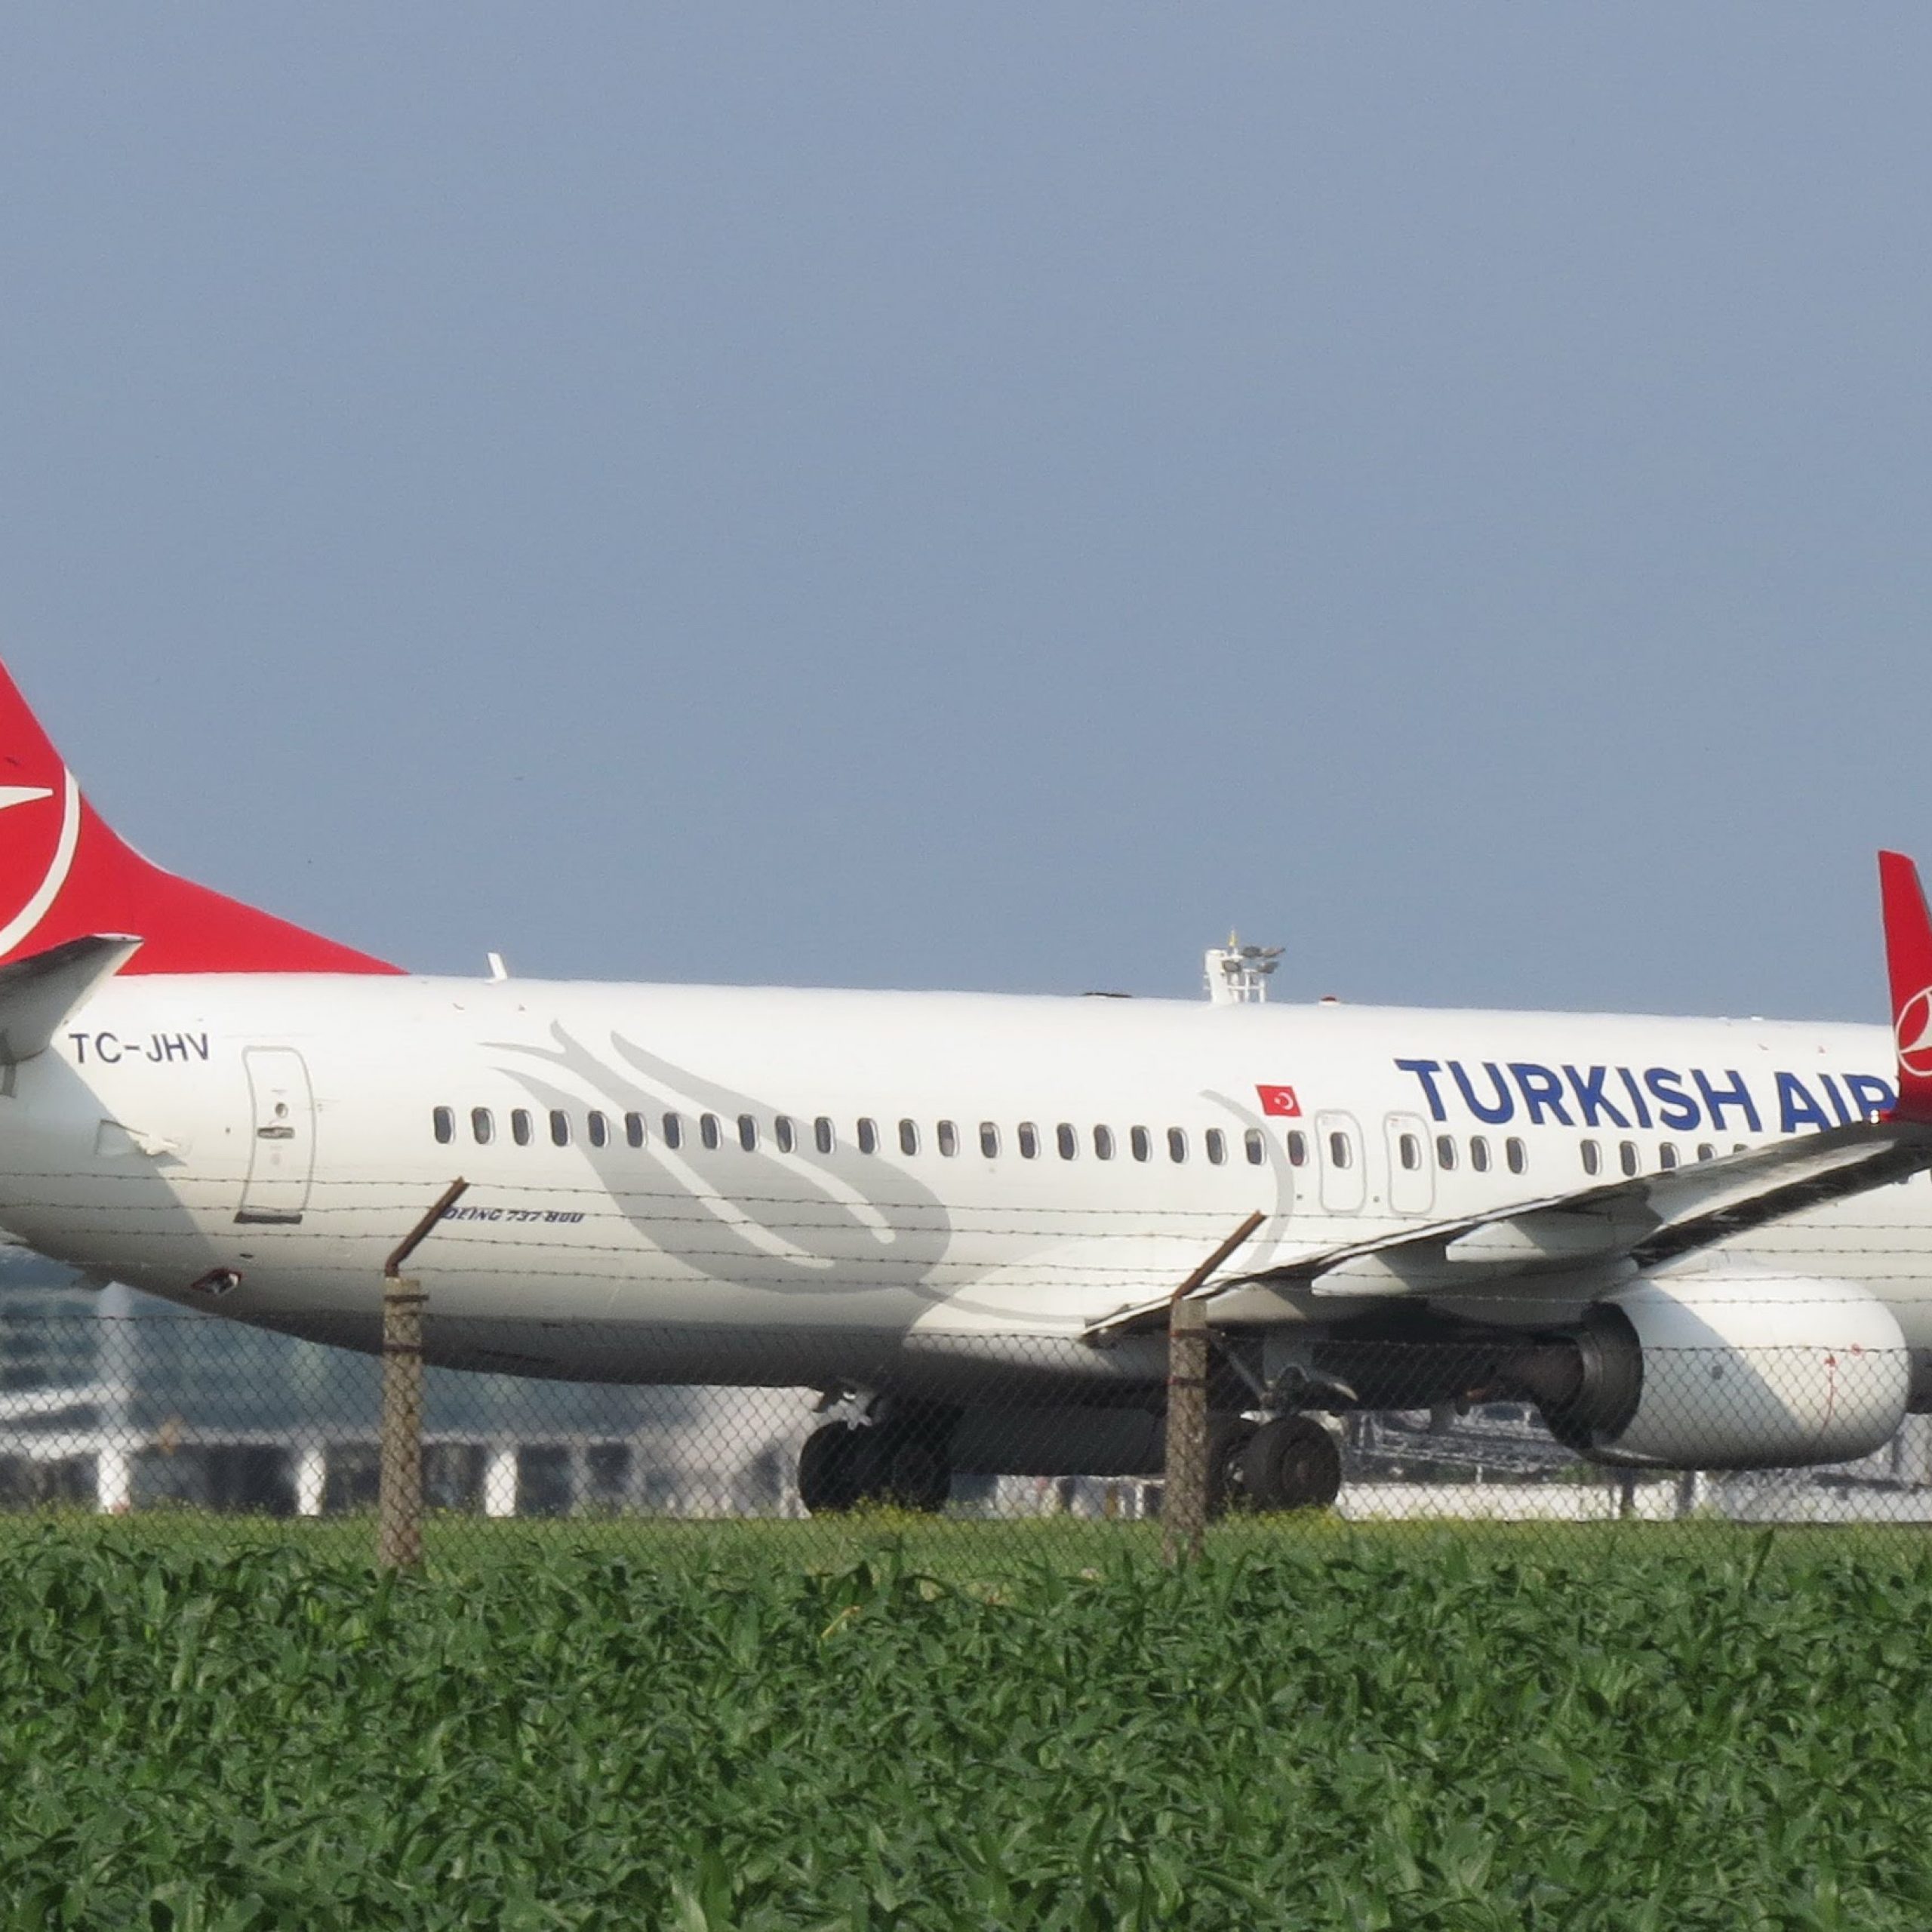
[798,1407,953,1515]
[1201,1414,1342,1515]
[794,1402,1343,1517]
[1235,1414,1343,1514]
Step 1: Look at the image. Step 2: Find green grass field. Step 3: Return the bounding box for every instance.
[6,1518,1932,1928]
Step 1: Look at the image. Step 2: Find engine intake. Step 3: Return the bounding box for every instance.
[1523,1273,1909,1469]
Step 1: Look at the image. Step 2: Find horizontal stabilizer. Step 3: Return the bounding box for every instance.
[0,934,142,1065]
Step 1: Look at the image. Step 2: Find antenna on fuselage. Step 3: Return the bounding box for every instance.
[1204,932,1281,1005]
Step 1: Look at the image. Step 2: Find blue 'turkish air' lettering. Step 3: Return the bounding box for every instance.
[1844,1073,1895,1121]
[1643,1068,1700,1132]
[1509,1063,1573,1126]
[1775,1072,1832,1134]
[1449,1060,1516,1124]
[1564,1065,1632,1129]
[1816,1072,1853,1127]
[1694,1068,1761,1134]
[1393,1054,1898,1134]
[1394,1059,1448,1122]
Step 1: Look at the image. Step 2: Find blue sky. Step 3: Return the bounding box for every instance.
[3,8,1930,1018]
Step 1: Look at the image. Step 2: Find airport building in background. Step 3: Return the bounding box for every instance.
[0,1247,812,1517]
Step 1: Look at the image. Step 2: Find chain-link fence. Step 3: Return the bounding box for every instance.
[6,1297,1931,1558]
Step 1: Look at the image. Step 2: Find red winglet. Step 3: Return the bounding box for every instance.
[1879,851,1932,1123]
[0,659,401,976]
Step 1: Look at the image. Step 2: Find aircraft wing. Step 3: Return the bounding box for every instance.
[1089,850,1932,1337]
[1085,1121,1932,1335]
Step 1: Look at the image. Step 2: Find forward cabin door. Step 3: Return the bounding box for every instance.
[235,1047,317,1226]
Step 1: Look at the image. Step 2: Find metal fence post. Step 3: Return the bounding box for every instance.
[377,1178,469,1571]
[1162,1210,1264,1567]
[377,1275,428,1569]
[1163,1294,1211,1566]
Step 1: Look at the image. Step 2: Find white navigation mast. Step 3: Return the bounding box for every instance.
[1204,931,1281,1005]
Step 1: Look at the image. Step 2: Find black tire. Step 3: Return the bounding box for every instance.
[1208,1414,1260,1519]
[798,1423,864,1514]
[1240,1415,1343,1512]
[870,1431,951,1514]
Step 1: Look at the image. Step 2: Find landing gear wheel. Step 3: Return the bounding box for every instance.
[1240,1416,1343,1512]
[1208,1414,1260,1519]
[798,1423,865,1515]
[870,1432,950,1514]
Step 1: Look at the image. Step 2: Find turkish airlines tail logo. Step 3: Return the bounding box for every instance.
[1878,851,1932,1122]
[1897,987,1932,1081]
[0,660,400,976]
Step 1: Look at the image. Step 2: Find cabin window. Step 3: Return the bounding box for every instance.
[1397,1132,1421,1172]
[551,1109,572,1148]
[775,1115,796,1154]
[1658,1143,1679,1170]
[1057,1123,1078,1160]
[1469,1136,1491,1174]
[1168,1128,1189,1164]
[1619,1140,1639,1177]
[432,1106,455,1146]
[980,1121,1001,1158]
[588,1111,610,1149]
[662,1112,684,1149]
[1696,1143,1716,1162]
[857,1118,879,1155]
[625,1112,647,1149]
[471,1107,495,1146]
[1505,1137,1526,1175]
[1018,1121,1040,1159]
[1130,1125,1152,1162]
[1326,1131,1350,1170]
[1435,1134,1457,1171]
[510,1109,534,1147]
[899,1118,920,1156]
[937,1120,958,1158]
[1093,1125,1115,1161]
[1287,1130,1309,1168]
[1247,1128,1268,1166]
[700,1113,721,1151]
[738,1114,758,1152]
[1580,1138,1601,1177]
[815,1116,836,1154]
[1206,1129,1228,1166]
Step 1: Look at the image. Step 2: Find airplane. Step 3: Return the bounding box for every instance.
[1,654,1930,1515]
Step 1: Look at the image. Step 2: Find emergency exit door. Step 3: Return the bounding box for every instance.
[235,1048,317,1225]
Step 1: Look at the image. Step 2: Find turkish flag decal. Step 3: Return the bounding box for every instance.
[1256,1084,1302,1118]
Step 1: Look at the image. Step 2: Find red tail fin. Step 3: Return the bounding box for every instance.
[1879,850,1932,1123]
[0,660,400,975]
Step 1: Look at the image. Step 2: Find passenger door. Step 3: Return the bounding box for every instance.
[235,1047,317,1226]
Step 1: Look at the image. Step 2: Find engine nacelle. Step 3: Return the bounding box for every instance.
[1548,1273,1909,1469]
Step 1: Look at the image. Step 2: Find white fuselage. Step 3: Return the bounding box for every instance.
[2,974,1928,1396]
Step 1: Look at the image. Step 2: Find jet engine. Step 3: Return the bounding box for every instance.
[1521,1273,1910,1469]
